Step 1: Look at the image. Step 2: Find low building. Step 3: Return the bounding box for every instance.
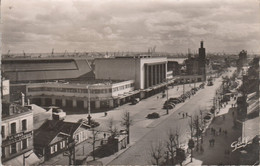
[1,103,40,165]
[34,120,90,161]
[26,79,136,111]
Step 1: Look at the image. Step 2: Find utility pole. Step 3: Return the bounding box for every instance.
[183,80,185,96]
[166,79,169,114]
[87,85,92,125]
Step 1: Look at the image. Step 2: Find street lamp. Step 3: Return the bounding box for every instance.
[87,85,92,125]
[187,114,194,162]
[166,79,169,115]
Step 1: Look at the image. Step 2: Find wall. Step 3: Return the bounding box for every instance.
[95,58,137,83]
[1,112,34,162]
[140,58,167,89]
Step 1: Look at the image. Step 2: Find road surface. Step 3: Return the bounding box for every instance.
[109,69,235,165]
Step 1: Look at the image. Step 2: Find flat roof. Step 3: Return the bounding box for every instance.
[26,79,131,86]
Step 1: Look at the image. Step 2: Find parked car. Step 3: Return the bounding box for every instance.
[169,98,182,103]
[207,81,213,86]
[147,112,160,119]
[52,107,66,120]
[132,98,140,105]
[163,104,174,109]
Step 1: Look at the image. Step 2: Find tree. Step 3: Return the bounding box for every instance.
[121,111,133,144]
[108,118,119,138]
[166,128,180,165]
[150,141,165,165]
[90,126,100,161]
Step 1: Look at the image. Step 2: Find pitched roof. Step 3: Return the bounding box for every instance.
[34,120,82,146]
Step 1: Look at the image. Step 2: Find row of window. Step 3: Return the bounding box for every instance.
[112,83,134,92]
[2,139,28,159]
[50,140,66,154]
[28,87,113,94]
[2,120,27,138]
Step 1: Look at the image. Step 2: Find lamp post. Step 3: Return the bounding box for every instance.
[87,85,92,125]
[164,78,169,115]
[187,114,194,163]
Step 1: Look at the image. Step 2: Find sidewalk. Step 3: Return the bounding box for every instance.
[182,99,242,165]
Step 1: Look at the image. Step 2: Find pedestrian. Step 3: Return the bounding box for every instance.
[223,115,225,120]
[186,112,188,117]
[219,127,222,134]
[157,96,159,99]
[209,139,212,146]
[200,145,204,153]
[232,104,233,107]
[104,133,106,138]
[182,113,185,118]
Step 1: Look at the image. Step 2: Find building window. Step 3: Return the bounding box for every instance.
[11,143,17,154]
[2,147,5,159]
[50,146,54,154]
[60,141,65,149]
[22,119,27,131]
[54,144,57,152]
[50,144,58,154]
[11,123,16,135]
[22,139,27,150]
[1,126,5,138]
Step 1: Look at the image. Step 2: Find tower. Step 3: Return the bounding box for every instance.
[198,41,206,81]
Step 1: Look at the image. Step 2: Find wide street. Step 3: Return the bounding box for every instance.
[64,68,235,165]
[109,69,235,165]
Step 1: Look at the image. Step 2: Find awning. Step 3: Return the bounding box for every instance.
[4,150,41,166]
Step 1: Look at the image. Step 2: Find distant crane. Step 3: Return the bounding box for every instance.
[51,48,54,56]
[23,50,26,57]
[148,45,156,56]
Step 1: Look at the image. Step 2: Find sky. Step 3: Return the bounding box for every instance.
[1,0,260,54]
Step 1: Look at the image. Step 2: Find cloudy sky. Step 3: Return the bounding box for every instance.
[1,0,260,54]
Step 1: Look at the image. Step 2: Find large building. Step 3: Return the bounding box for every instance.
[1,103,40,165]
[95,55,168,90]
[2,58,93,82]
[26,79,136,110]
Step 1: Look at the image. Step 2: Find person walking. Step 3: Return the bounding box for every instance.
[182,113,185,118]
[186,112,188,117]
[223,115,225,120]
[219,127,222,134]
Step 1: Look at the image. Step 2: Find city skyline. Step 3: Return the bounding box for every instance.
[1,0,260,54]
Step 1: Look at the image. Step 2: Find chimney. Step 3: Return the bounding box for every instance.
[21,92,25,106]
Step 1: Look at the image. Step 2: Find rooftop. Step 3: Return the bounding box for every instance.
[34,120,85,146]
[2,103,31,119]
[27,79,128,86]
